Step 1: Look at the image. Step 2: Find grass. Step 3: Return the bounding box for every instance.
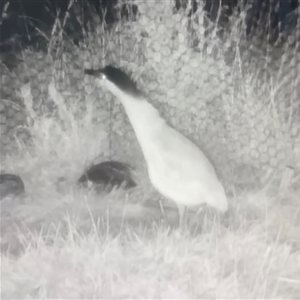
[1,1,300,299]
[1,79,299,299]
[1,185,300,298]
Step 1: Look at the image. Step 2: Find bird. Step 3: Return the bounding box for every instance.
[84,65,228,225]
[78,160,137,192]
[0,173,25,201]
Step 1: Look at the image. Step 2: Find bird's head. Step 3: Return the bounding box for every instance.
[84,65,142,100]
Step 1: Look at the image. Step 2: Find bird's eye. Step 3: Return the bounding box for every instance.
[101,74,107,80]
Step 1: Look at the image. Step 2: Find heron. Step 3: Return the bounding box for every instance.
[84,65,228,225]
[0,173,25,201]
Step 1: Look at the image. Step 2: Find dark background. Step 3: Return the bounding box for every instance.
[0,0,298,53]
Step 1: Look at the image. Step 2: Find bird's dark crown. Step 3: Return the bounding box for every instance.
[85,65,142,97]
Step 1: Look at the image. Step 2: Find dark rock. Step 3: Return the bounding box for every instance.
[0,174,25,200]
[78,161,137,192]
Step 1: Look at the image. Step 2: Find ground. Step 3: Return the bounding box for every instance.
[1,161,299,299]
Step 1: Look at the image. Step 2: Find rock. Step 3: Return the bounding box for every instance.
[0,174,25,200]
[78,160,137,192]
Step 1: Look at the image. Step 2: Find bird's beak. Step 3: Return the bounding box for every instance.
[84,68,103,77]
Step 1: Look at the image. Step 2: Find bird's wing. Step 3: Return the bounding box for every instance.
[145,126,228,211]
[147,126,218,185]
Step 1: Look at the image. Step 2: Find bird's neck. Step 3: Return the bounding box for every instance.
[114,91,165,154]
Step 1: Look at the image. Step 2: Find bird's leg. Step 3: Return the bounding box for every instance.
[177,204,186,228]
[158,198,166,220]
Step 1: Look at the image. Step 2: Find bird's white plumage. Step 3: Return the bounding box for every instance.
[90,67,228,220]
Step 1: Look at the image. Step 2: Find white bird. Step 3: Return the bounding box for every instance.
[84,65,228,224]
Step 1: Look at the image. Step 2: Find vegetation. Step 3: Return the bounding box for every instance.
[1,0,299,298]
